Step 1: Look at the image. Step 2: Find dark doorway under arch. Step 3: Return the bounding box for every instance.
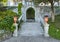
[26,7,35,20]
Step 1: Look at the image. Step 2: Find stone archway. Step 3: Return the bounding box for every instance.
[26,7,35,20]
[22,5,40,22]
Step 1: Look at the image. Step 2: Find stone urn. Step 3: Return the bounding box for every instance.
[44,15,49,37]
[13,16,18,37]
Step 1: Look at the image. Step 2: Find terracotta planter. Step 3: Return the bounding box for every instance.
[14,16,18,23]
[44,15,48,23]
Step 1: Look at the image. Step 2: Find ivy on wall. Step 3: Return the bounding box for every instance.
[18,3,22,16]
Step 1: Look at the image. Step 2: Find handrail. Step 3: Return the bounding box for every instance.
[18,14,23,22]
[40,16,50,37]
[13,14,23,37]
[40,16,45,26]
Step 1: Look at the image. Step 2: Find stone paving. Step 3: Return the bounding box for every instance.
[3,22,60,42]
[3,35,60,42]
[19,22,43,36]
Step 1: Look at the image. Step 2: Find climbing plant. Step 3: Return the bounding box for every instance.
[2,0,7,6]
[18,3,22,16]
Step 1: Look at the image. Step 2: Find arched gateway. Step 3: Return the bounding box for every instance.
[26,7,35,21]
[19,1,44,36]
[22,2,40,22]
[26,7,35,19]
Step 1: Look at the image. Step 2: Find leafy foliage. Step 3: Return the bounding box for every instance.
[11,24,16,33]
[49,15,60,40]
[0,0,3,2]
[34,0,59,22]
[34,0,49,5]
[0,10,17,32]
[2,0,7,2]
[18,3,22,16]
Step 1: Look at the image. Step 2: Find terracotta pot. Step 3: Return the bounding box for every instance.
[44,16,48,23]
[14,16,18,23]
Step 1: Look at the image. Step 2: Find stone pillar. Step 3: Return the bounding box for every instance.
[13,23,18,37]
[22,0,25,5]
[44,23,49,37]
[13,16,18,37]
[35,7,39,22]
[44,15,49,37]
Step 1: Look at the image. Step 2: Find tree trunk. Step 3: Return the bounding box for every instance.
[58,0,59,7]
[51,0,55,22]
[51,11,55,22]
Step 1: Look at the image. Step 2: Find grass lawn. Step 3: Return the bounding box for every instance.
[48,15,60,40]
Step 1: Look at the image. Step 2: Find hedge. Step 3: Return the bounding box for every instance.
[0,10,17,32]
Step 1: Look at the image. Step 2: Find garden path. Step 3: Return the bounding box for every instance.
[19,22,43,36]
[3,22,60,42]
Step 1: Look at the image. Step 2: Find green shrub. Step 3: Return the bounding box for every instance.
[49,23,60,40]
[11,24,16,33]
[49,15,60,40]
[0,10,17,32]
[18,3,22,16]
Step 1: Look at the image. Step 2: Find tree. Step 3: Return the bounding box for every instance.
[3,0,7,2]
[48,0,54,22]
[0,0,7,6]
[48,0,59,22]
[2,0,7,6]
[34,0,59,22]
[0,0,3,6]
[0,0,2,2]
[34,0,48,5]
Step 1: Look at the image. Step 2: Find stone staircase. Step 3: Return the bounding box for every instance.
[19,22,43,36]
[26,19,35,22]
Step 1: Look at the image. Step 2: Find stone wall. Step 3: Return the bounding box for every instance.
[21,5,41,22]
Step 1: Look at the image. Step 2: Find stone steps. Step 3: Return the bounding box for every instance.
[19,22,43,36]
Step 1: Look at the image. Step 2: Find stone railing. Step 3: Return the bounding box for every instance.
[13,14,23,37]
[40,16,49,37]
[18,14,23,22]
